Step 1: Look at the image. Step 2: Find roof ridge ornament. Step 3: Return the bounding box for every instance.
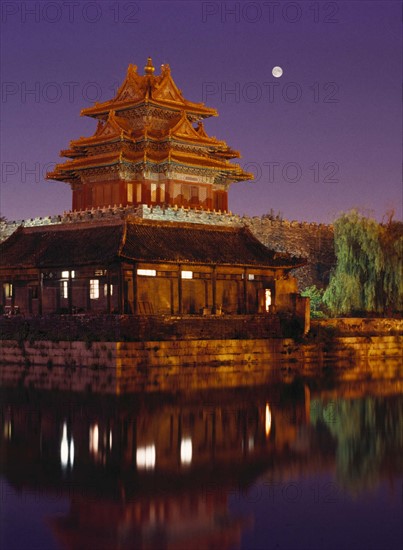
[144,57,155,75]
[127,64,138,75]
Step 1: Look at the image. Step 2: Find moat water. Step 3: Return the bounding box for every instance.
[0,377,402,550]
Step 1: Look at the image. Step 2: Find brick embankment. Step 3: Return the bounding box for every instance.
[0,314,282,342]
[0,333,401,394]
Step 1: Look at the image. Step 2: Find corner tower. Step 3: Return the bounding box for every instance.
[47,58,253,212]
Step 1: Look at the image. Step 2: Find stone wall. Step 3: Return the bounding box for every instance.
[313,317,403,335]
[0,314,283,342]
[244,216,335,289]
[1,334,401,394]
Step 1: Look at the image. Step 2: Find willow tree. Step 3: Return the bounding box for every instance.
[323,210,403,315]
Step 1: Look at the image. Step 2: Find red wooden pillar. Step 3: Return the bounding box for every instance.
[222,191,228,212]
[177,264,182,314]
[212,266,217,314]
[243,268,248,314]
[68,271,73,314]
[38,271,43,315]
[118,268,124,314]
[106,270,112,314]
[132,264,138,315]
[11,277,15,311]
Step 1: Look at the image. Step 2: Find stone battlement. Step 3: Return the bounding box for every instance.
[0,204,243,234]
[0,205,334,233]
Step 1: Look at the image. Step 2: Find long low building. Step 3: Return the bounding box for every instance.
[0,217,306,318]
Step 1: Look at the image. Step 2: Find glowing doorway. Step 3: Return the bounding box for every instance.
[265,289,272,312]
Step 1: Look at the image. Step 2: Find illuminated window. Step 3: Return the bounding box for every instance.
[61,280,68,299]
[181,271,193,279]
[265,289,272,312]
[104,284,113,297]
[136,183,142,203]
[61,270,75,279]
[173,183,181,199]
[160,183,165,202]
[3,283,13,298]
[137,269,156,277]
[182,185,190,201]
[127,183,133,203]
[90,279,99,299]
[151,183,157,202]
[248,274,255,280]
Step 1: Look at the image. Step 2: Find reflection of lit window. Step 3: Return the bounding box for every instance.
[61,424,68,467]
[90,279,99,299]
[136,445,156,470]
[137,269,156,277]
[248,436,254,451]
[3,420,12,439]
[180,438,192,465]
[265,404,272,437]
[61,280,68,299]
[151,183,157,202]
[70,440,74,466]
[109,430,112,450]
[89,424,99,455]
[181,271,193,279]
[60,422,74,469]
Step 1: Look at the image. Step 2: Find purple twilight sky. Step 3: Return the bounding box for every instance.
[1,0,402,223]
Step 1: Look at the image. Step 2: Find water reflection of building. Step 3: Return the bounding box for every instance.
[0,385,311,549]
[3,383,401,549]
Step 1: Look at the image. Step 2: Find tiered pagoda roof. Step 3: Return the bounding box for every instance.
[47,58,253,212]
[80,58,218,120]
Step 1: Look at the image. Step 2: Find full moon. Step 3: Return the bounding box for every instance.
[272,66,283,78]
